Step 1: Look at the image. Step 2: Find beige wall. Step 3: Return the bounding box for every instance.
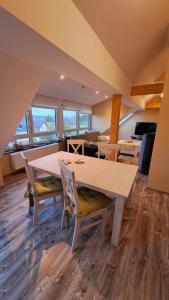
[119,108,159,140]
[92,99,112,132]
[92,98,131,133]
[0,51,44,156]
[92,98,159,140]
[148,51,169,193]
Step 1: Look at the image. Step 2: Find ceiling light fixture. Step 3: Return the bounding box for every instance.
[60,74,65,80]
[161,93,164,98]
[95,91,99,95]
[105,95,108,99]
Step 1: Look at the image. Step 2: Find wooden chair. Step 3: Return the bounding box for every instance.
[98,143,120,161]
[67,139,85,155]
[59,160,113,252]
[21,152,63,225]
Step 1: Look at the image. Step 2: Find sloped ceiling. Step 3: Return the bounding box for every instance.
[73,0,169,83]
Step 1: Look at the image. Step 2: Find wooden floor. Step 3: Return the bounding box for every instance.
[0,164,169,299]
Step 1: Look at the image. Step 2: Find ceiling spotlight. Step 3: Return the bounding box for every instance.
[60,74,65,80]
[161,93,164,98]
[95,91,99,95]
[105,95,108,99]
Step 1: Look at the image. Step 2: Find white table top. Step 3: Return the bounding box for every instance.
[29,151,138,199]
[118,140,141,147]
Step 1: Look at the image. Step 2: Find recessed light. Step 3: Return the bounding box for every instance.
[105,95,108,99]
[60,74,65,80]
[95,91,99,94]
[161,93,164,98]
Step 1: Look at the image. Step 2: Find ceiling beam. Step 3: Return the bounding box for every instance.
[145,102,161,109]
[130,83,164,96]
[109,94,121,161]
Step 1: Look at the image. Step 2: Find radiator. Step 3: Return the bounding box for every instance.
[10,143,59,170]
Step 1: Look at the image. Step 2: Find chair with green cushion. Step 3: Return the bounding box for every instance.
[21,152,63,225]
[59,160,114,252]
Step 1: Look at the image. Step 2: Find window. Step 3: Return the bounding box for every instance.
[32,107,56,133]
[79,130,87,135]
[80,113,89,129]
[65,131,78,137]
[15,114,28,135]
[32,134,57,144]
[63,110,77,130]
[16,138,30,145]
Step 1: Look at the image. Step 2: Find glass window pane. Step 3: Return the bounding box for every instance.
[16,138,30,145]
[65,131,78,137]
[79,130,87,135]
[6,142,15,151]
[63,110,77,130]
[15,114,28,134]
[80,113,89,128]
[32,107,56,133]
[32,134,57,143]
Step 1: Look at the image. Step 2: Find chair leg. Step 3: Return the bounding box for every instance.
[33,199,38,226]
[53,196,57,204]
[101,210,108,237]
[61,200,66,229]
[72,218,81,252]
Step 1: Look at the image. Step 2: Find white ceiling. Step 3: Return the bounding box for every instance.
[0,8,115,106]
[73,0,169,83]
[38,72,111,105]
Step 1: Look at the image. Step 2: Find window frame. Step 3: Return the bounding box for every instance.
[15,112,29,136]
[63,109,91,135]
[12,106,59,147]
[79,112,90,130]
[63,109,78,132]
[8,105,92,152]
[31,106,57,135]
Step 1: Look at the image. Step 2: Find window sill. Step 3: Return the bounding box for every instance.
[4,140,61,155]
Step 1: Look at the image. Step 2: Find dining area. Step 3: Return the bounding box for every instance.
[23,140,138,252]
[1,138,167,300]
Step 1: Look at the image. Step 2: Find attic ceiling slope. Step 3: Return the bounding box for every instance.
[73,0,169,83]
[0,0,131,96]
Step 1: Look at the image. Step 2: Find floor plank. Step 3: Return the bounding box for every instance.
[0,166,169,300]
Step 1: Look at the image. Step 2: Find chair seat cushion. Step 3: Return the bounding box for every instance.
[65,187,113,216]
[34,176,63,196]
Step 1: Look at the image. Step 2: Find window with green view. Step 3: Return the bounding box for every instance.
[32,107,56,133]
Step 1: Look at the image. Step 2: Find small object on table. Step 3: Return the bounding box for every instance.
[61,159,72,165]
[74,158,84,164]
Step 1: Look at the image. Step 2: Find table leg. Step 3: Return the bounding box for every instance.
[32,168,38,180]
[111,195,125,246]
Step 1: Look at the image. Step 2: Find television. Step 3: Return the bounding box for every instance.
[134,122,157,136]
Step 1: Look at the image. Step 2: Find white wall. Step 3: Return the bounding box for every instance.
[92,98,132,133]
[0,51,44,155]
[148,50,169,193]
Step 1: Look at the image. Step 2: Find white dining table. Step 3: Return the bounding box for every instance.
[29,151,138,246]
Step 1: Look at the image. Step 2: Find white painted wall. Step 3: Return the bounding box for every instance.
[148,50,169,193]
[0,0,130,95]
[0,51,44,155]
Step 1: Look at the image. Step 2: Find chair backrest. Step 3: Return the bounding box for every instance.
[98,143,120,161]
[59,160,80,214]
[67,139,85,155]
[21,152,37,193]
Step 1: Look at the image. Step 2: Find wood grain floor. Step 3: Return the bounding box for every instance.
[0,168,169,300]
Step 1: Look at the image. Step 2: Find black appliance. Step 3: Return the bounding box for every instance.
[139,133,155,175]
[135,122,157,136]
